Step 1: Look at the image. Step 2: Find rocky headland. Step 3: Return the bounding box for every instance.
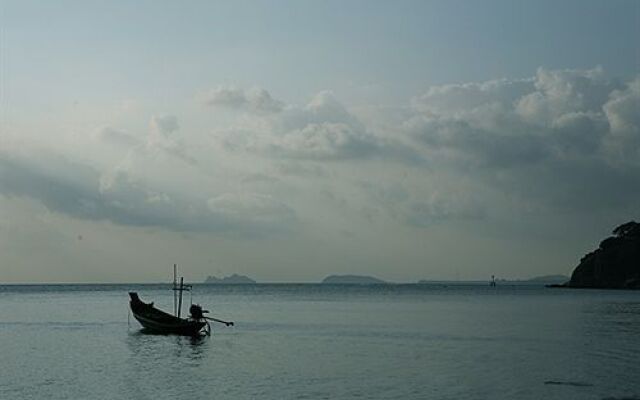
[566,221,640,289]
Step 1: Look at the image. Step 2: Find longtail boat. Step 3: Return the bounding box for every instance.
[129,292,209,335]
[128,265,234,336]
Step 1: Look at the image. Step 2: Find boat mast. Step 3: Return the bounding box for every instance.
[173,264,178,316]
[171,264,192,318]
[178,277,184,318]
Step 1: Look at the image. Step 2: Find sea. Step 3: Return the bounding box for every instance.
[0,283,639,400]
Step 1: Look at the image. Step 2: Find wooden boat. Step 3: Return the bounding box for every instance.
[128,264,234,336]
[129,292,208,336]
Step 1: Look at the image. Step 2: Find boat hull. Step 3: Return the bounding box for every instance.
[129,292,206,336]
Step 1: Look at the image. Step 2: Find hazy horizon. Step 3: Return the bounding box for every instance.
[0,272,572,285]
[1,0,639,283]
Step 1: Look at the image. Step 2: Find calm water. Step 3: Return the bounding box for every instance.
[0,284,639,400]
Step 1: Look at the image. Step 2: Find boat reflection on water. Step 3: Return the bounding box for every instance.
[125,328,210,373]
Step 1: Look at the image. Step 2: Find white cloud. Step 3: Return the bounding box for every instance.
[205,69,640,226]
[405,67,640,214]
[147,115,196,165]
[205,87,284,114]
[96,126,140,148]
[216,90,422,163]
[603,77,640,160]
[264,122,380,160]
[515,67,618,125]
[412,78,533,117]
[150,115,179,138]
[406,67,637,165]
[4,67,640,240]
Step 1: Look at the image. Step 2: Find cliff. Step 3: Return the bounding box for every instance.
[568,221,640,289]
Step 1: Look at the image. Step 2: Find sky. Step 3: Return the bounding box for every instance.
[0,0,639,283]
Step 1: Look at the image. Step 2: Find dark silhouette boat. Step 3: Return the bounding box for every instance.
[129,292,209,336]
[128,265,234,336]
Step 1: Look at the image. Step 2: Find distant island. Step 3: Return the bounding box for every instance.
[204,274,256,284]
[564,221,640,289]
[321,275,386,284]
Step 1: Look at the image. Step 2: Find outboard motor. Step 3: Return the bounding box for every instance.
[189,304,208,320]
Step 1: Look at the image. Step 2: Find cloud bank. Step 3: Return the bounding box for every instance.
[202,68,640,227]
[404,67,640,213]
[2,67,639,238]
[0,150,295,236]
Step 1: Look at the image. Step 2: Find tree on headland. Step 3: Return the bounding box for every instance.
[612,221,640,238]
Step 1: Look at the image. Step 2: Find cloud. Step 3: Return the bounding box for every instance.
[207,192,295,233]
[205,87,284,114]
[0,151,295,235]
[515,67,620,125]
[412,77,534,117]
[0,154,106,221]
[406,193,485,227]
[357,180,485,226]
[5,67,638,239]
[603,77,640,160]
[262,91,383,160]
[275,91,362,131]
[405,67,640,213]
[207,70,640,224]
[150,115,179,138]
[147,115,197,165]
[216,90,423,163]
[264,122,381,160]
[96,126,140,148]
[275,162,327,178]
[407,67,638,163]
[406,116,549,168]
[241,173,280,184]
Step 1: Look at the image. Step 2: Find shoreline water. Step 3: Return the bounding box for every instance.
[1,284,639,399]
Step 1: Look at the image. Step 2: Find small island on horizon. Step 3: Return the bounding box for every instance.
[204,274,256,284]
